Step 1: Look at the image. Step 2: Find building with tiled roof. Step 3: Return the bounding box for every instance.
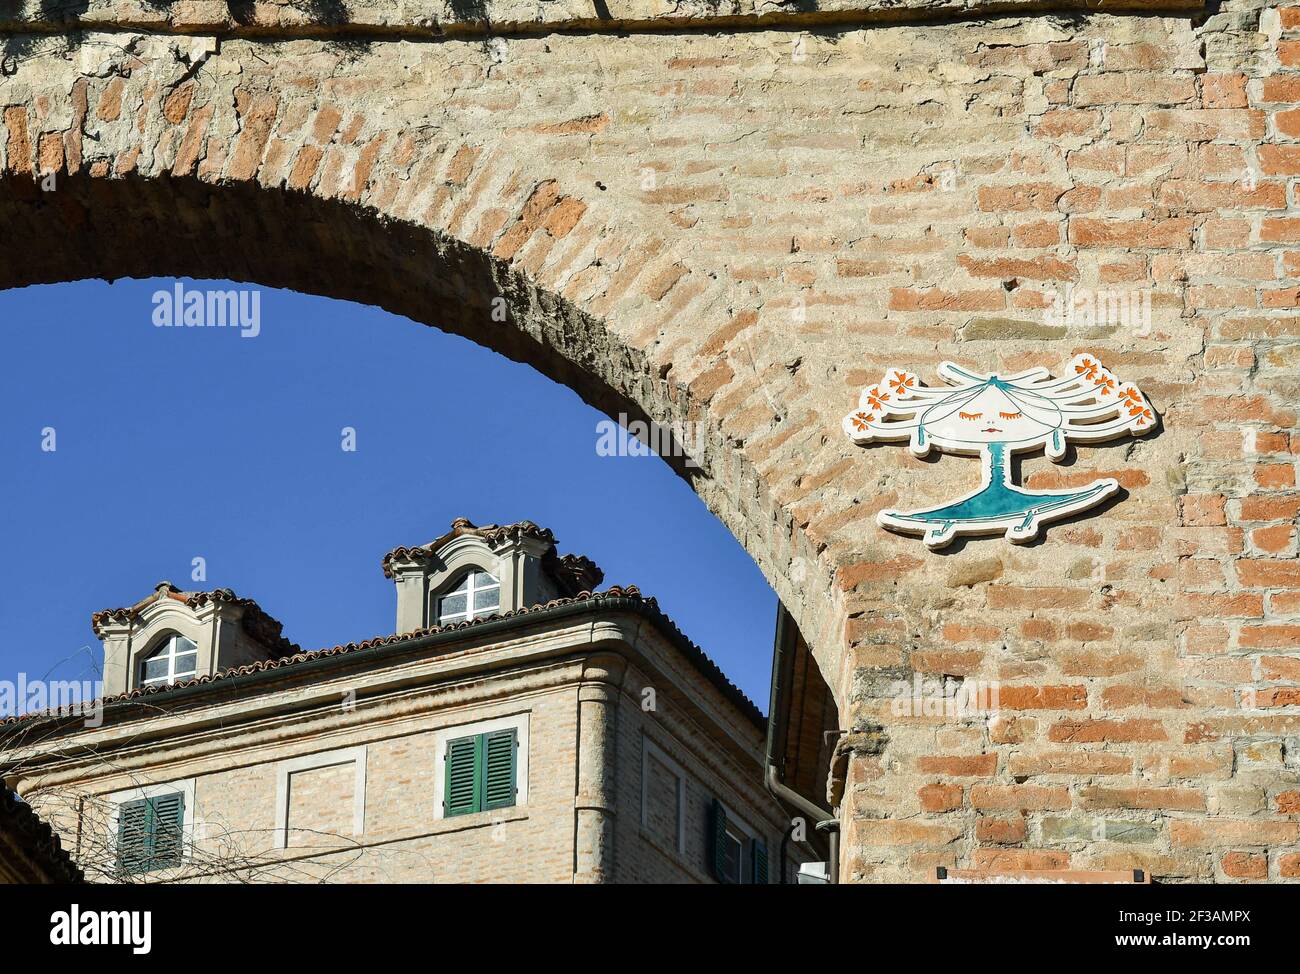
[0,519,814,884]
[0,781,83,883]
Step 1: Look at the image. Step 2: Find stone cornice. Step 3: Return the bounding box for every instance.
[1,604,765,791]
[12,624,781,833]
[0,0,1206,43]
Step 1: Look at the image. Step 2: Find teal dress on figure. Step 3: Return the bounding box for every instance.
[880,442,1116,547]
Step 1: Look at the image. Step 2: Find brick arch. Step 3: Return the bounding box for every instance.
[0,33,848,713]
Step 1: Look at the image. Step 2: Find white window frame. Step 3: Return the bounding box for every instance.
[431,712,529,820]
[640,736,686,855]
[107,778,198,866]
[715,798,761,885]
[435,569,501,625]
[273,745,368,850]
[138,633,199,688]
[718,824,746,884]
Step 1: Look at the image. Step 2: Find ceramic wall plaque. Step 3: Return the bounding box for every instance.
[843,355,1156,549]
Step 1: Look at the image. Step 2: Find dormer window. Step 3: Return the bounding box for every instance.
[437,570,500,625]
[138,634,198,688]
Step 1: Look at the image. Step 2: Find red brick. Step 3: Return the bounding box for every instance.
[1262,218,1300,244]
[1079,786,1205,811]
[1256,687,1300,708]
[1074,73,1196,106]
[970,785,1070,811]
[1236,560,1300,588]
[941,623,1001,643]
[1035,109,1101,137]
[228,92,278,182]
[1204,345,1255,369]
[916,754,998,776]
[976,816,1027,843]
[977,183,1064,212]
[996,685,1088,710]
[1069,217,1193,249]
[1250,521,1296,553]
[36,132,62,175]
[1260,145,1300,177]
[1145,109,1266,141]
[955,255,1078,282]
[1101,685,1188,709]
[1241,496,1300,521]
[287,145,324,190]
[3,107,31,175]
[1276,791,1300,814]
[1201,73,1248,109]
[855,820,965,847]
[1280,108,1300,138]
[1158,179,1287,211]
[1274,591,1300,614]
[888,288,1005,312]
[1180,494,1226,526]
[918,782,964,812]
[1221,851,1267,879]
[972,848,1070,871]
[912,650,984,675]
[1254,463,1297,489]
[1262,288,1300,309]
[1007,751,1132,775]
[1171,820,1299,848]
[1238,624,1300,648]
[1048,718,1168,743]
[162,83,194,125]
[1262,76,1300,102]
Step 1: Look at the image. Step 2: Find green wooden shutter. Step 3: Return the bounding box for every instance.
[751,837,769,884]
[149,792,185,870]
[709,799,730,883]
[445,735,480,816]
[482,728,518,810]
[117,798,149,874]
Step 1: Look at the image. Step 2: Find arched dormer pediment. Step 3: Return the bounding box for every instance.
[427,533,504,580]
[91,582,295,696]
[383,518,605,634]
[125,603,208,692]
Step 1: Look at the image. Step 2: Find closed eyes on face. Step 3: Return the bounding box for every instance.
[999,411,1022,420]
[959,411,982,420]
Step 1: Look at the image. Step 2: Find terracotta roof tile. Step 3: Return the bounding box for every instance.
[544,551,605,596]
[381,517,554,577]
[90,582,298,656]
[6,587,762,730]
[0,781,84,883]
[381,517,604,594]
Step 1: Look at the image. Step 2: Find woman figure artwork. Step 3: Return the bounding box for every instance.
[843,355,1156,550]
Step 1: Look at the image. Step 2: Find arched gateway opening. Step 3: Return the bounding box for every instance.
[0,164,843,679]
[0,164,845,875]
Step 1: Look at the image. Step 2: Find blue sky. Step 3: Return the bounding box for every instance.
[0,280,776,708]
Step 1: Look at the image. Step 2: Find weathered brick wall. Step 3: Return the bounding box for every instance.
[834,3,1300,883]
[1,0,1297,881]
